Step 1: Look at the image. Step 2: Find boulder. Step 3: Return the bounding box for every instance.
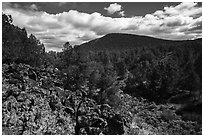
[64,107,75,115]
[105,114,125,135]
[28,69,38,81]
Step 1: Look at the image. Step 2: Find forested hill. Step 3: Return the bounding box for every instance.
[78,33,201,51]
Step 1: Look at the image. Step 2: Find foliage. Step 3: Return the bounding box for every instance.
[2,13,45,66]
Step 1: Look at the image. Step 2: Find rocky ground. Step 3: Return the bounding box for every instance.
[2,63,202,135]
[2,63,75,135]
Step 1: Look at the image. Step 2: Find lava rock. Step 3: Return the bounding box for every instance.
[28,69,37,81]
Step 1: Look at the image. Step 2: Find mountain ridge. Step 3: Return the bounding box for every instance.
[78,33,201,51]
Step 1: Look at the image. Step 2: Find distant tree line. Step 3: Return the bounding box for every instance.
[45,42,201,104]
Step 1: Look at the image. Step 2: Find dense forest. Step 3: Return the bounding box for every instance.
[2,13,202,135]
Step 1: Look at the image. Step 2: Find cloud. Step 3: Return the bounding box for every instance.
[30,4,38,10]
[2,2,202,52]
[154,2,202,18]
[119,11,125,16]
[164,15,194,27]
[104,3,125,16]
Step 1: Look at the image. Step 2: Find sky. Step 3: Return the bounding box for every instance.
[2,2,202,51]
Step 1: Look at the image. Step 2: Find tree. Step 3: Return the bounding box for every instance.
[2,13,45,66]
[63,41,72,51]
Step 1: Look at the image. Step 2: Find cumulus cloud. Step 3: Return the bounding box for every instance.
[119,11,125,16]
[104,3,125,16]
[30,4,38,10]
[2,2,202,51]
[154,2,202,18]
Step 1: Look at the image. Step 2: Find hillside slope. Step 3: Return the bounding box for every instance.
[78,33,196,51]
[2,63,202,135]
